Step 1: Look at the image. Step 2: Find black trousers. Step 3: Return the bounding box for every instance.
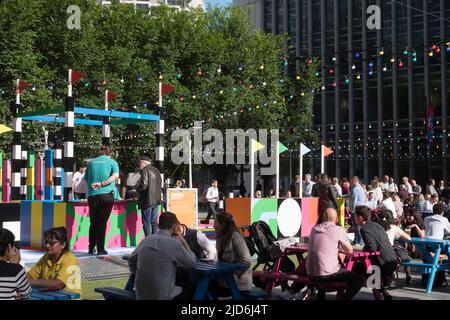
[88,193,114,252]
[311,268,365,300]
[205,202,218,221]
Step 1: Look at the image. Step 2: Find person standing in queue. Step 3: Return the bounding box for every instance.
[84,145,119,255]
[135,156,162,237]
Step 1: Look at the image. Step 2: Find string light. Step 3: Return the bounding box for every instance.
[379,47,384,56]
[120,77,125,83]
[351,64,356,70]
[383,65,387,72]
[390,57,395,63]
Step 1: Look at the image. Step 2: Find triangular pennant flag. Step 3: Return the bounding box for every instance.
[17,80,28,90]
[251,139,265,153]
[106,90,118,102]
[71,70,84,83]
[300,143,311,156]
[278,142,288,154]
[323,145,334,157]
[0,124,12,134]
[161,82,174,96]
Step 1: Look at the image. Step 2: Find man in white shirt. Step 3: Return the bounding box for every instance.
[402,177,413,194]
[303,174,315,198]
[72,163,87,199]
[178,224,216,260]
[424,203,450,240]
[378,192,397,219]
[204,179,219,222]
[332,177,342,197]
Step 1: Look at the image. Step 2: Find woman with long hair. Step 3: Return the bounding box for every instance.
[212,212,252,296]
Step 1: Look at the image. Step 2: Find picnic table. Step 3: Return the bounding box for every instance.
[254,244,382,299]
[179,261,249,300]
[400,237,450,294]
[96,260,255,300]
[31,287,80,300]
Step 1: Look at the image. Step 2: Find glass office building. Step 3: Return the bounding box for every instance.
[236,0,450,184]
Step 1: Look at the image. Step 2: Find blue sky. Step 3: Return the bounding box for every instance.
[204,0,231,8]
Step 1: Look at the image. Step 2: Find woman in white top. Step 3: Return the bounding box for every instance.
[370,179,383,203]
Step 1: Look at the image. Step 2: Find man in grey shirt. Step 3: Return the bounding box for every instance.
[128,211,196,300]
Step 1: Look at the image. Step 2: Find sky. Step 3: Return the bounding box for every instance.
[204,0,232,8]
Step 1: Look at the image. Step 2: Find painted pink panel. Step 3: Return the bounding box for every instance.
[111,201,127,216]
[73,203,90,217]
[300,197,319,237]
[72,236,89,251]
[108,234,125,248]
[123,210,143,237]
[2,160,11,202]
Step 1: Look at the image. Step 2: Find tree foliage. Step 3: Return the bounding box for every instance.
[0,0,319,178]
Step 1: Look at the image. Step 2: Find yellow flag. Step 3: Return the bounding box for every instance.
[251,139,265,153]
[0,125,12,134]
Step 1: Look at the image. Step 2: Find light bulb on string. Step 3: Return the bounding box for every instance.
[398,60,404,68]
[379,47,385,56]
[383,65,387,72]
[355,52,361,59]
[344,76,349,84]
[307,57,313,64]
[429,50,434,57]
[120,77,125,84]
[351,64,356,70]
[356,73,361,80]
[390,57,395,63]
[436,46,441,53]
[296,75,301,80]
[368,61,374,68]
[332,56,336,62]
[259,64,265,70]
[217,66,222,73]
[369,69,374,76]
[158,73,163,80]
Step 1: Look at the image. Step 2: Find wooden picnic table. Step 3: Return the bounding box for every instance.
[400,237,450,294]
[255,244,382,299]
[31,287,80,300]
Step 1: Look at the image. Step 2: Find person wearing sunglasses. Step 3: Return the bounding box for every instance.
[27,227,81,297]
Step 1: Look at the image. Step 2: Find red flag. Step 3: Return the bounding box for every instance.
[17,80,28,90]
[323,146,334,157]
[161,82,174,96]
[106,90,118,102]
[71,70,84,83]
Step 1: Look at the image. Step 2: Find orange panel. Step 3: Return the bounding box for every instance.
[224,198,251,227]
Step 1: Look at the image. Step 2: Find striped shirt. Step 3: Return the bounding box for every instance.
[0,261,32,300]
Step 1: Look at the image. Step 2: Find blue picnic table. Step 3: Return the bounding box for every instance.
[31,287,80,300]
[181,261,248,300]
[95,260,250,300]
[400,237,450,293]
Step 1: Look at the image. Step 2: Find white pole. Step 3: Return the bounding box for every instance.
[68,69,73,97]
[299,148,303,198]
[16,79,20,104]
[250,141,254,199]
[275,141,279,198]
[189,136,192,188]
[321,144,325,174]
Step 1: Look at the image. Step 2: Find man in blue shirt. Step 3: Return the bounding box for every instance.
[350,176,367,245]
[84,145,120,255]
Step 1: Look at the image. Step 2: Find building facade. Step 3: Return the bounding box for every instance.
[98,0,204,10]
[235,0,450,185]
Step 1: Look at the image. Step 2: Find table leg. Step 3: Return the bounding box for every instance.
[193,276,211,300]
[346,257,354,271]
[224,272,243,300]
[425,246,442,294]
[264,255,284,294]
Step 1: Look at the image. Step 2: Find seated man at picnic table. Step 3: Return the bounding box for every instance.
[354,206,397,300]
[27,227,82,298]
[424,202,450,240]
[306,208,365,300]
[128,211,197,300]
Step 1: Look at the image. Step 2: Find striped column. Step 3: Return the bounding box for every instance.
[44,149,54,200]
[2,159,11,202]
[27,150,35,200]
[53,141,63,200]
[156,83,165,188]
[102,90,111,146]
[64,95,75,200]
[20,147,27,200]
[11,101,22,201]
[35,156,44,200]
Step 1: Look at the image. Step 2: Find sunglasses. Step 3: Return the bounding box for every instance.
[43,240,60,247]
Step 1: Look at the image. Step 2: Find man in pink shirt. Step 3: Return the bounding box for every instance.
[306,208,365,300]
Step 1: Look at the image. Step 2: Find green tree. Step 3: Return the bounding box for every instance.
[0,1,320,186]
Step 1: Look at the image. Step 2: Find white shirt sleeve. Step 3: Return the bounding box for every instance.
[196,231,217,260]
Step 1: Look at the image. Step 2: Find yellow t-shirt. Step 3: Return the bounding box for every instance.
[28,251,82,298]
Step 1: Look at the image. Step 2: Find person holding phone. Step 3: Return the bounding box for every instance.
[0,228,31,300]
[84,145,120,255]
